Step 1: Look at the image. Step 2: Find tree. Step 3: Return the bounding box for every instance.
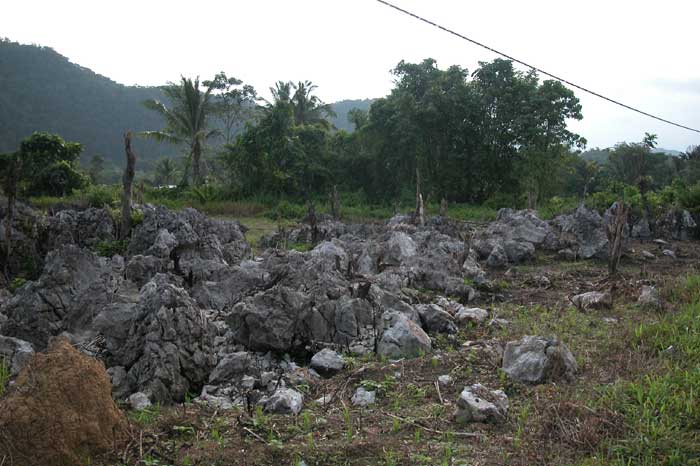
[18,132,86,196]
[154,157,178,186]
[142,77,218,186]
[204,72,259,145]
[0,152,21,278]
[291,81,336,128]
[87,154,105,184]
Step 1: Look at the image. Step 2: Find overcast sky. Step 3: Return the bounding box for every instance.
[3,0,699,150]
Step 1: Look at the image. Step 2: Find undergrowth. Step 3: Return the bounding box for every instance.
[582,274,700,466]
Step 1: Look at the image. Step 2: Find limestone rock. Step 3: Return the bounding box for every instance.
[502,335,577,384]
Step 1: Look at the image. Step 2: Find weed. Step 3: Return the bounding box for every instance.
[8,277,26,293]
[343,406,353,441]
[131,403,161,425]
[0,358,10,396]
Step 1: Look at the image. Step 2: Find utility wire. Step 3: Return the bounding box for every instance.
[375,0,700,134]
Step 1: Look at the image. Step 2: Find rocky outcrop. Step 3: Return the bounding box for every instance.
[502,335,577,384]
[377,311,432,359]
[552,206,608,259]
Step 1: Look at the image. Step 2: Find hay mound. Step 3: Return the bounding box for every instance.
[0,337,127,466]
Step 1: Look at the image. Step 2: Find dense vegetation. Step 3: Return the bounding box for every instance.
[2,38,699,220]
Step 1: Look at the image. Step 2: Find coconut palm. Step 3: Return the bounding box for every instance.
[142,77,217,186]
[291,80,336,128]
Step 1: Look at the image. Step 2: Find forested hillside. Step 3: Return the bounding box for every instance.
[0,40,372,173]
[0,39,171,170]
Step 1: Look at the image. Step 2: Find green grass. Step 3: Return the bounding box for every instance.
[579,274,700,466]
[0,358,10,397]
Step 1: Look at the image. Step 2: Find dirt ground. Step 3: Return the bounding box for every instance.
[100,238,700,466]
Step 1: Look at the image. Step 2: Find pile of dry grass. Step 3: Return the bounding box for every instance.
[0,337,127,466]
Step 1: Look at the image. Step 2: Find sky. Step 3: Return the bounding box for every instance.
[2,0,700,150]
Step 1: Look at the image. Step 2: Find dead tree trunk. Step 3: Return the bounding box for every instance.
[329,185,341,221]
[605,200,629,276]
[439,198,448,217]
[120,132,137,240]
[412,167,425,226]
[3,156,20,279]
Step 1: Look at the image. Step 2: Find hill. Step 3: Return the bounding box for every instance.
[0,39,171,171]
[330,98,374,132]
[0,39,377,174]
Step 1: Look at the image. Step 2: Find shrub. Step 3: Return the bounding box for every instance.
[8,277,26,293]
[94,239,129,257]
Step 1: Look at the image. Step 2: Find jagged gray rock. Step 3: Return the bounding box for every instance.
[502,335,577,384]
[0,335,34,376]
[417,304,457,334]
[638,285,661,309]
[351,386,376,407]
[377,312,432,359]
[261,388,303,414]
[455,383,508,423]
[310,348,345,376]
[571,291,612,311]
[552,206,608,259]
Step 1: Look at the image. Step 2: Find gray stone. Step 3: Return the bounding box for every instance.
[383,231,417,266]
[0,335,34,376]
[128,392,152,411]
[377,312,432,359]
[455,384,508,423]
[503,240,535,263]
[262,388,304,415]
[107,366,132,400]
[209,352,251,384]
[455,307,489,326]
[417,304,457,334]
[638,285,661,309]
[571,291,612,311]
[438,374,453,386]
[663,249,677,259]
[641,250,656,260]
[486,243,508,268]
[502,335,577,383]
[557,248,577,261]
[631,218,652,239]
[310,348,345,376]
[351,386,376,407]
[147,228,178,258]
[552,206,608,259]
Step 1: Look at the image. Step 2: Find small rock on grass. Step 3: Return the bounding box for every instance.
[455,384,508,424]
[127,392,152,411]
[351,387,376,407]
[571,291,612,311]
[261,388,303,415]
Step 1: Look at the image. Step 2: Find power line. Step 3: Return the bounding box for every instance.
[375,0,700,135]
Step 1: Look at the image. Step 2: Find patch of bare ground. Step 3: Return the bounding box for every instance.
[100,239,700,466]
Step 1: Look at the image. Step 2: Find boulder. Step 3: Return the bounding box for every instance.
[455,307,489,326]
[503,240,535,263]
[502,335,577,384]
[552,206,608,259]
[310,348,345,376]
[0,335,34,376]
[105,275,217,404]
[261,388,303,415]
[383,231,417,266]
[127,392,152,411]
[351,386,376,407]
[638,285,661,309]
[209,352,251,384]
[455,383,508,424]
[486,243,509,268]
[417,304,457,334]
[377,312,432,359]
[571,291,612,311]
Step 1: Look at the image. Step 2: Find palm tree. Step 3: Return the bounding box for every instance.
[291,80,336,128]
[154,157,178,186]
[142,77,217,186]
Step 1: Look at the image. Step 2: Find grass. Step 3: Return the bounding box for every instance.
[0,358,10,396]
[577,274,700,466]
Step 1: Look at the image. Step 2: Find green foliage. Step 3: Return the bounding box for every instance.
[8,277,26,293]
[0,358,10,397]
[94,239,129,257]
[81,184,120,207]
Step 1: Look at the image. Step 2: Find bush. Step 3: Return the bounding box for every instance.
[8,277,27,293]
[79,184,119,208]
[267,200,307,220]
[94,239,129,257]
